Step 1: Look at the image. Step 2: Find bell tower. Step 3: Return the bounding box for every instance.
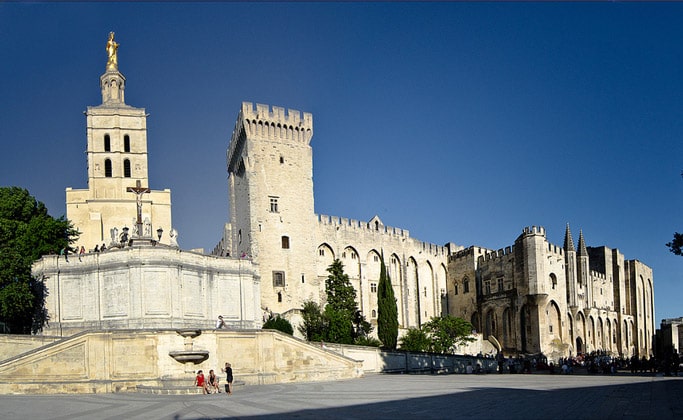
[66,33,172,250]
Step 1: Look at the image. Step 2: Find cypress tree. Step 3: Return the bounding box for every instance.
[377,251,398,349]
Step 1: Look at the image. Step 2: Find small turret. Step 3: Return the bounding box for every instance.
[564,224,578,307]
[576,230,591,307]
[564,223,575,252]
[577,230,588,257]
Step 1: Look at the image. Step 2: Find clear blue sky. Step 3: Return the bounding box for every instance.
[1,3,681,323]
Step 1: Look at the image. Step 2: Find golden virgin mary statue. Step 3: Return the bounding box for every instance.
[106,32,119,71]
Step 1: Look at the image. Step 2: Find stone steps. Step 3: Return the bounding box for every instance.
[136,379,244,395]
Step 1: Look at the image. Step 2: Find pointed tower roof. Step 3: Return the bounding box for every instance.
[564,223,575,252]
[577,230,588,256]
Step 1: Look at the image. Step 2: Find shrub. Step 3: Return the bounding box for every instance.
[263,314,294,335]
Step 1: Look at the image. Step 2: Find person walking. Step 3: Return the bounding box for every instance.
[221,362,233,395]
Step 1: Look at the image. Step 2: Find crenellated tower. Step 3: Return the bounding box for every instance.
[225,102,318,313]
[66,33,172,250]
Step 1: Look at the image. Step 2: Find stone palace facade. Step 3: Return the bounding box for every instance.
[33,35,655,358]
[212,102,655,358]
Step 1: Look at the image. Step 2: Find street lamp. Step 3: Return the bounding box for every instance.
[157,227,163,242]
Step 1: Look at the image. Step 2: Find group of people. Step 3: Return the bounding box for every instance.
[194,362,234,395]
[59,244,108,262]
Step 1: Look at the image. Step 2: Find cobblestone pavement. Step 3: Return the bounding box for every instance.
[1,373,681,419]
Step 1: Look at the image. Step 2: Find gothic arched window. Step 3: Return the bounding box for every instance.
[104,134,111,152]
[124,135,130,152]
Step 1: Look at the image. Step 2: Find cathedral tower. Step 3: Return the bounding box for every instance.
[66,33,172,250]
[225,102,319,313]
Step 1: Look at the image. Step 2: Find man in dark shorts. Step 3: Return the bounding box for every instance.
[221,362,233,395]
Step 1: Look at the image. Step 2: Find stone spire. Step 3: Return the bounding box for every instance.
[100,32,126,105]
[577,230,588,256]
[564,223,575,252]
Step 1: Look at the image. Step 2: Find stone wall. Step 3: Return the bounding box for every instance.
[0,329,362,394]
[32,244,261,336]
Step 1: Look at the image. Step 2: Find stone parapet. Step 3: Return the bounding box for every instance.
[0,329,362,395]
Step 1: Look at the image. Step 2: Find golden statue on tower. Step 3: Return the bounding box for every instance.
[106,32,119,71]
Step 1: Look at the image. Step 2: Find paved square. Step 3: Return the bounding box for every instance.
[1,373,681,419]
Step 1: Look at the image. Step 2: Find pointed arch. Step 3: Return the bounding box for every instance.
[502,307,512,348]
[437,263,448,315]
[471,311,480,333]
[407,256,420,327]
[567,312,574,345]
[316,243,335,278]
[485,308,496,338]
[546,300,562,340]
[576,311,586,353]
[341,246,360,278]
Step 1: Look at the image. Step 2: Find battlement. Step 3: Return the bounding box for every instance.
[317,214,409,237]
[590,270,607,281]
[227,102,314,173]
[449,246,494,262]
[316,214,450,258]
[481,246,515,262]
[521,225,546,237]
[547,242,565,257]
[239,102,313,143]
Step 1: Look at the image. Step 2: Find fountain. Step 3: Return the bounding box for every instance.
[168,329,209,364]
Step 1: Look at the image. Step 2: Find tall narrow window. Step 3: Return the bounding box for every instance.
[463,278,470,293]
[104,134,111,152]
[104,159,112,177]
[123,159,131,177]
[269,196,279,213]
[124,135,130,152]
[281,236,290,249]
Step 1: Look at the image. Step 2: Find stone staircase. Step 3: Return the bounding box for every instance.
[136,379,244,395]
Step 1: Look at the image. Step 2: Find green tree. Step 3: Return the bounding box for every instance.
[422,315,475,354]
[399,327,431,352]
[0,187,78,333]
[262,314,294,335]
[324,304,354,344]
[298,300,326,341]
[325,259,357,316]
[666,232,683,256]
[377,251,398,349]
[323,259,372,344]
